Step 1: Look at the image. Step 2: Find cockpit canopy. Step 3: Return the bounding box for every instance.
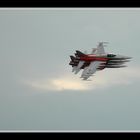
[107,54,116,57]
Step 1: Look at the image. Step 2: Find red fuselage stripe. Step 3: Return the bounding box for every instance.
[80,56,108,61]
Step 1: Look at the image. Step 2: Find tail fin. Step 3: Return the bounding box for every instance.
[75,50,86,57]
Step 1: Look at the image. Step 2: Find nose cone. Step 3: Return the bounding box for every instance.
[115,55,132,59]
[122,56,132,59]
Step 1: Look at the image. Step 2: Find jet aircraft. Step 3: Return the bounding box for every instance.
[69,42,132,80]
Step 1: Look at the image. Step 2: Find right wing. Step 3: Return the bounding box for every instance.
[81,61,102,80]
[96,42,105,55]
[91,48,97,54]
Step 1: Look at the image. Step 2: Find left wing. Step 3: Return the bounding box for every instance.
[74,60,85,74]
[81,61,102,80]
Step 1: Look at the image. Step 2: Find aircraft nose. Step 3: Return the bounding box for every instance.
[123,56,132,59]
[118,55,132,59]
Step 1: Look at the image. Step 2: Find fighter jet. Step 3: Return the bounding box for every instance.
[69,42,132,80]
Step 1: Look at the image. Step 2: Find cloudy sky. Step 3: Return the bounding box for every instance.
[0,8,140,131]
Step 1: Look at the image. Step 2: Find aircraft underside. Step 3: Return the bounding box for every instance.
[69,42,132,80]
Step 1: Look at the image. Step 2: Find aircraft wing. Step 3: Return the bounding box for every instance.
[74,61,85,74]
[96,42,105,55]
[81,61,102,80]
[72,66,77,72]
[91,48,97,54]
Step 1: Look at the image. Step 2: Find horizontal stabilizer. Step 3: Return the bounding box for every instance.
[75,50,86,57]
[70,55,76,61]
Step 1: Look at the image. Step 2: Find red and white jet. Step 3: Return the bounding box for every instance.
[69,42,132,80]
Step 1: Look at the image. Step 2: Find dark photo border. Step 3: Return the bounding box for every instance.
[0,0,140,137]
[0,0,140,7]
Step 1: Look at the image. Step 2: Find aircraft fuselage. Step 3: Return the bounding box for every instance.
[69,53,131,70]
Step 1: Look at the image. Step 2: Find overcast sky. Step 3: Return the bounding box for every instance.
[0,8,140,131]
